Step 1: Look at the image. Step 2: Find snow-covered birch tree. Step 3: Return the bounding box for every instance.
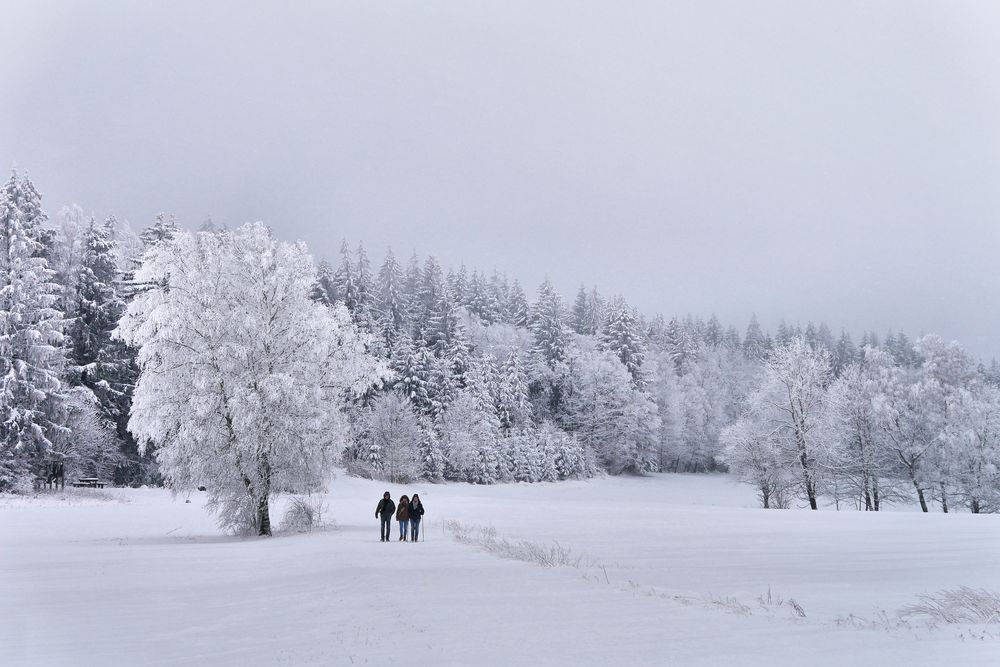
[118,223,389,535]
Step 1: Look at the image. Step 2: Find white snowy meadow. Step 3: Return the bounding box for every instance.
[3,474,999,665]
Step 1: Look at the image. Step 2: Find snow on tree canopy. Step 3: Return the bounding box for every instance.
[117,223,390,535]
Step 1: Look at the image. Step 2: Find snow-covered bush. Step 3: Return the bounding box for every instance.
[282,496,328,533]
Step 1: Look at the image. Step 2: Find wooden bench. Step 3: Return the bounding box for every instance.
[71,477,107,489]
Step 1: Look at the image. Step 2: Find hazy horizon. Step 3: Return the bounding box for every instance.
[2,1,998,357]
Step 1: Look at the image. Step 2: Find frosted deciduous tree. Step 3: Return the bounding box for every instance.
[720,417,789,509]
[945,385,1000,513]
[118,223,388,535]
[828,347,896,510]
[744,338,835,510]
[356,393,423,483]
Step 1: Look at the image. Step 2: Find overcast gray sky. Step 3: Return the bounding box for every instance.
[2,1,998,357]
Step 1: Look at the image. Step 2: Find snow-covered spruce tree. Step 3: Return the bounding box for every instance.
[530,277,569,368]
[118,223,388,535]
[138,213,179,249]
[505,279,529,328]
[67,219,136,461]
[376,247,407,336]
[0,171,68,491]
[599,296,646,388]
[496,348,532,432]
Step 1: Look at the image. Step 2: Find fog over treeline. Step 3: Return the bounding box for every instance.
[2,2,998,359]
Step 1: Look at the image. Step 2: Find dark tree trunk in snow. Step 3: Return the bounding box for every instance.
[257,493,271,536]
[257,454,273,536]
[913,480,928,513]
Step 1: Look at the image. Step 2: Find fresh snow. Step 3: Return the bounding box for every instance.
[3,473,999,666]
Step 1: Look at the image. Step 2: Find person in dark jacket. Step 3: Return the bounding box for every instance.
[375,491,395,542]
[396,495,411,541]
[409,494,425,542]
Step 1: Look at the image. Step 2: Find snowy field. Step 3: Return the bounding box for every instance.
[3,473,999,666]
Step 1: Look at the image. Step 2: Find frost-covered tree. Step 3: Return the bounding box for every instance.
[530,278,569,367]
[437,389,502,483]
[118,224,388,535]
[720,417,790,509]
[354,393,422,483]
[564,348,660,474]
[0,171,67,491]
[67,217,141,484]
[599,296,646,387]
[376,247,406,335]
[505,279,529,327]
[740,338,835,509]
[496,349,531,432]
[944,385,1000,513]
[139,213,179,250]
[828,347,896,510]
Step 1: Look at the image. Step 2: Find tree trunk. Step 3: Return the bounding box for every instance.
[256,454,273,536]
[872,481,880,511]
[257,493,271,536]
[939,482,948,514]
[913,481,928,513]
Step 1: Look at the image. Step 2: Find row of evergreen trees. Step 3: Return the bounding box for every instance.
[3,169,996,497]
[0,172,177,491]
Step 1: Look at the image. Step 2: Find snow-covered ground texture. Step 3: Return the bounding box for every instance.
[3,473,999,666]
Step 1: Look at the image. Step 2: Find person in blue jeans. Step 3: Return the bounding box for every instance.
[375,491,395,542]
[396,495,411,541]
[409,494,425,542]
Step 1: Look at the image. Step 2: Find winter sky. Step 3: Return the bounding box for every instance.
[1,1,998,358]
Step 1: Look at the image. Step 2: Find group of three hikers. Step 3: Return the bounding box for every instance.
[375,491,425,542]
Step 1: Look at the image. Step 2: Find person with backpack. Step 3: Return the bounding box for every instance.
[409,494,425,542]
[395,494,411,541]
[375,491,395,542]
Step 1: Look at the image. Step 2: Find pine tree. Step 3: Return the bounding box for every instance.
[497,349,531,431]
[743,314,766,360]
[353,242,376,330]
[68,217,139,482]
[530,278,569,367]
[377,247,406,334]
[599,296,647,387]
[506,279,529,328]
[311,260,334,306]
[332,239,356,311]
[571,285,589,335]
[139,213,179,249]
[0,171,67,491]
[704,315,723,348]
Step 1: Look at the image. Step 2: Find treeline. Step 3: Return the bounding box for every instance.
[2,170,998,513]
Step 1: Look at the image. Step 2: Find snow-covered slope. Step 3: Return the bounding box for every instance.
[3,474,998,665]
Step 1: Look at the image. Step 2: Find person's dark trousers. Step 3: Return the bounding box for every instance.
[411,517,421,541]
[380,516,392,541]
